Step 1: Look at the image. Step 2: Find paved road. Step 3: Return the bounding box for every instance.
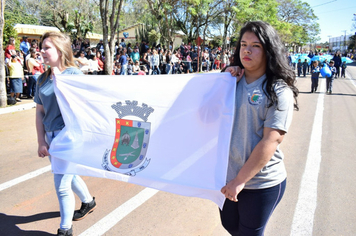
[1,64,356,236]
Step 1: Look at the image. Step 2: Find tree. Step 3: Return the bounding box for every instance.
[277,0,320,48]
[3,0,38,45]
[210,35,222,48]
[99,0,124,75]
[0,0,6,107]
[218,0,237,52]
[148,29,161,45]
[24,0,100,39]
[146,0,179,48]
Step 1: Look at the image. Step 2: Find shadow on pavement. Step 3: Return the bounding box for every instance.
[299,91,356,96]
[0,212,59,235]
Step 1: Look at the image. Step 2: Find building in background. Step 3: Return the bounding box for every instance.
[14,24,103,46]
[329,34,353,53]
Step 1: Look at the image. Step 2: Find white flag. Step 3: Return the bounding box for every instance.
[50,72,236,208]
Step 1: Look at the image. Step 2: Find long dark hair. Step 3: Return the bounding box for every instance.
[231,21,299,110]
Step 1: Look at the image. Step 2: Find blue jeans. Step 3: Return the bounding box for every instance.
[219,179,286,236]
[165,64,172,74]
[152,66,161,75]
[120,64,127,75]
[46,130,93,230]
[27,73,39,97]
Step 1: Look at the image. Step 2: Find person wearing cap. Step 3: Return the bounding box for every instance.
[130,46,140,63]
[20,36,31,56]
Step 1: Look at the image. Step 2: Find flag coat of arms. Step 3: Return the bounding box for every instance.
[50,72,236,208]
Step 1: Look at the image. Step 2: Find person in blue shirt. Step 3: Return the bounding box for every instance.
[150,49,161,74]
[341,61,347,78]
[19,36,30,56]
[326,60,337,94]
[118,49,128,75]
[302,59,308,77]
[297,59,302,77]
[119,38,126,48]
[310,60,320,93]
[35,31,96,236]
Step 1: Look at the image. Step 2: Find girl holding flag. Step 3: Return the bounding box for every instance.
[35,32,96,236]
[223,21,298,236]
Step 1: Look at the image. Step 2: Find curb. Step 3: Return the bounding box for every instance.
[0,102,36,115]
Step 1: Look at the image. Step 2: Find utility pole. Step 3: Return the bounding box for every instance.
[327,35,332,52]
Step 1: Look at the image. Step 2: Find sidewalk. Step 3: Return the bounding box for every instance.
[0,98,36,115]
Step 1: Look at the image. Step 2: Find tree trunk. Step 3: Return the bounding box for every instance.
[100,0,124,75]
[0,0,6,108]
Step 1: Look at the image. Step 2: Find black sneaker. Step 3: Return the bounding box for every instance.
[57,227,73,236]
[73,197,96,221]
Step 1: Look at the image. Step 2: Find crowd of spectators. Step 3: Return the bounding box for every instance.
[71,38,232,76]
[4,35,233,104]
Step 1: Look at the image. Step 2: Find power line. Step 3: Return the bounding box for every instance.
[316,5,356,14]
[311,0,337,8]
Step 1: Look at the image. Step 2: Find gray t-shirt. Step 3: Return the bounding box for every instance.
[34,67,83,132]
[227,74,294,189]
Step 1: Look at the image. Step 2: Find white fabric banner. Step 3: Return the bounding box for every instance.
[50,72,236,208]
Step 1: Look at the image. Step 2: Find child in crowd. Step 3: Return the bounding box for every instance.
[302,59,308,77]
[114,62,121,75]
[341,61,347,78]
[297,59,302,77]
[132,61,140,75]
[127,59,133,75]
[326,60,337,94]
[311,60,320,93]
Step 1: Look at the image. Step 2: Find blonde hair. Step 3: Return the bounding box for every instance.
[39,31,77,85]
[41,31,77,70]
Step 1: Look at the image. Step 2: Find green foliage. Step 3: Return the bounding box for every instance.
[230,0,280,39]
[135,21,155,43]
[148,29,161,45]
[210,36,223,48]
[277,0,320,45]
[348,35,356,50]
[3,2,39,47]
[3,17,18,47]
[230,36,238,46]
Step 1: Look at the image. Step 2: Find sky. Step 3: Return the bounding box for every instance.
[303,0,356,42]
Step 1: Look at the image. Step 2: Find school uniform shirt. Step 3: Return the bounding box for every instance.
[34,67,83,132]
[311,66,320,79]
[327,65,337,78]
[227,74,294,189]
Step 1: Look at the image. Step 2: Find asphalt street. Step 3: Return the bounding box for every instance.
[1,63,356,235]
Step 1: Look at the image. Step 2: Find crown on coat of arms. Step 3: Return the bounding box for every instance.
[111,100,154,122]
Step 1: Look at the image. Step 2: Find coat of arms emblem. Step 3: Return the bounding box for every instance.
[102,100,154,176]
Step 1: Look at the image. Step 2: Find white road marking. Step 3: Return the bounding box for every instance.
[290,80,325,235]
[346,71,356,89]
[79,188,159,236]
[0,165,51,192]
